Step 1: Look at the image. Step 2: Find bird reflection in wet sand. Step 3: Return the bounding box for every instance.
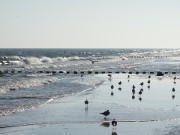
[132,94,135,99]
[101,121,110,127]
[112,132,117,135]
[111,91,114,96]
[172,94,175,100]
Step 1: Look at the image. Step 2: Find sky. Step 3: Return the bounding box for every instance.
[0,0,180,48]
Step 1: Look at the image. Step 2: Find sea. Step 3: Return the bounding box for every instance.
[0,48,180,117]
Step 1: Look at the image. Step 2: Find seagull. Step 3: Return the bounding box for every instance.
[138,90,142,96]
[111,85,114,89]
[100,110,110,119]
[112,119,117,130]
[118,81,122,85]
[108,74,112,77]
[85,99,89,108]
[132,85,136,89]
[132,89,135,94]
[172,88,175,92]
[173,76,177,83]
[140,82,144,86]
[148,75,151,79]
[147,80,150,84]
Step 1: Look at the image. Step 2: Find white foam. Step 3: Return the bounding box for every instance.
[0,77,59,94]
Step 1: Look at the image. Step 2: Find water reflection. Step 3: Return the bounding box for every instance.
[172,95,175,100]
[101,122,110,127]
[132,95,135,100]
[112,132,117,135]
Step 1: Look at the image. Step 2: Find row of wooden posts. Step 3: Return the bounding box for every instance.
[0,70,178,76]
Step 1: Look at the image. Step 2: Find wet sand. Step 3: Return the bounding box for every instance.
[1,74,180,135]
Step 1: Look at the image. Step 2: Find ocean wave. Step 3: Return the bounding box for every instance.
[0,77,59,94]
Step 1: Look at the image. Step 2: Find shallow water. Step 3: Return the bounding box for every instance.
[1,48,180,119]
[1,74,180,135]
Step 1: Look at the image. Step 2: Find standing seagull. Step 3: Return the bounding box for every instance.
[173,76,177,83]
[172,88,175,93]
[111,85,114,89]
[140,82,144,87]
[138,90,143,96]
[132,89,135,94]
[100,110,110,119]
[85,99,89,108]
[118,81,122,85]
[112,119,117,131]
[108,74,112,77]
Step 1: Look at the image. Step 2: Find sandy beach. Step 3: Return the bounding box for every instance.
[1,73,180,135]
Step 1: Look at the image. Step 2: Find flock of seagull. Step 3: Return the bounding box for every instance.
[84,74,178,132]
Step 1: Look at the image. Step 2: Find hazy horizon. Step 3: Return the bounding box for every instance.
[1,0,180,48]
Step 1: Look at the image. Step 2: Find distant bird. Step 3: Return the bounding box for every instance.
[132,85,136,89]
[172,88,175,92]
[118,81,122,85]
[85,99,89,108]
[111,85,114,89]
[140,82,144,86]
[147,80,150,84]
[112,119,117,130]
[148,75,151,79]
[128,75,130,79]
[111,91,114,96]
[108,74,112,77]
[100,110,110,119]
[173,76,177,84]
[138,90,142,96]
[132,89,135,94]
